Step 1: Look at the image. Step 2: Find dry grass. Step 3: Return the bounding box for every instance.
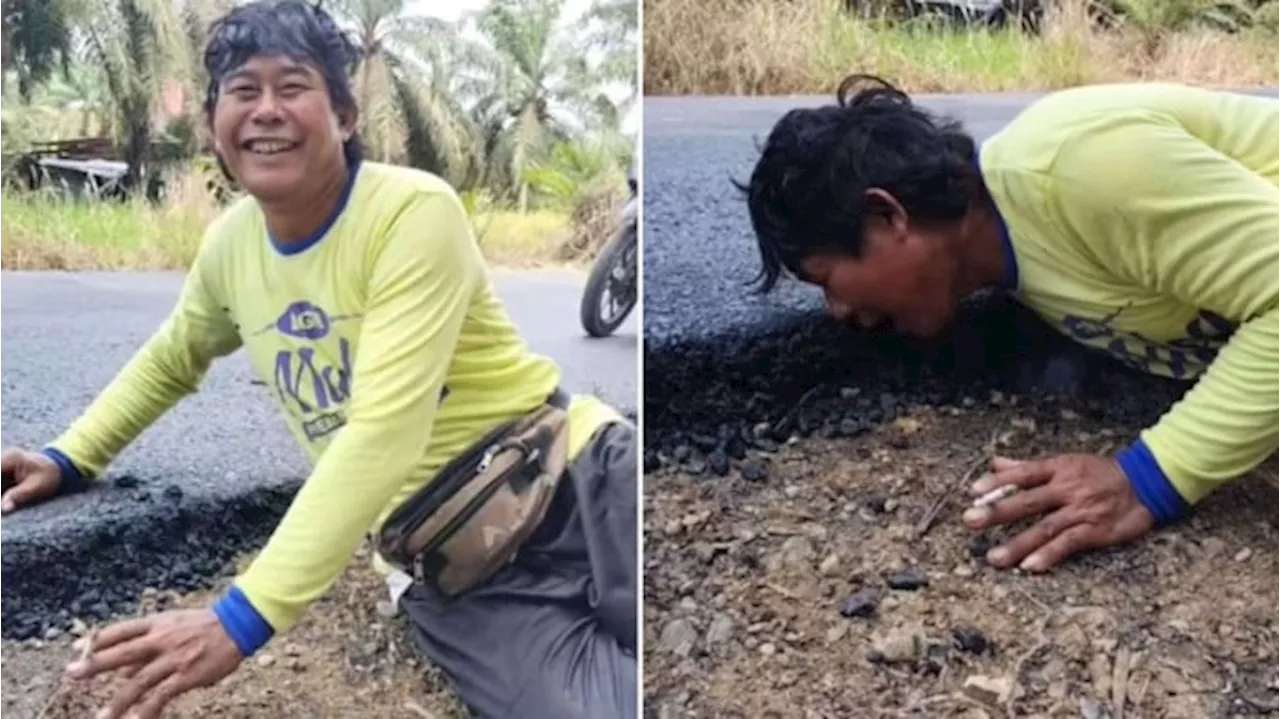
[1,171,588,272]
[644,0,1280,95]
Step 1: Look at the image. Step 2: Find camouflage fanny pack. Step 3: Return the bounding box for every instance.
[376,388,572,598]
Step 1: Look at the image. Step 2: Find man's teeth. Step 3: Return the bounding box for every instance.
[248,140,294,154]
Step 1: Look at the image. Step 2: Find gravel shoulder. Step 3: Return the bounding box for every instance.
[643,396,1279,719]
[1,549,467,719]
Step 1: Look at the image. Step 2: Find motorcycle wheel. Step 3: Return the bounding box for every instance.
[580,223,638,338]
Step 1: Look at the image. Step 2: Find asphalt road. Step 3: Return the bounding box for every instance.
[641,88,1277,450]
[0,268,636,639]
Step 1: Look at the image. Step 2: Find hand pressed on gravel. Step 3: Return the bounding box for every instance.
[962,455,1156,572]
[64,608,244,719]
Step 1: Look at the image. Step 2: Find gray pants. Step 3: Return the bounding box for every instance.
[398,421,638,719]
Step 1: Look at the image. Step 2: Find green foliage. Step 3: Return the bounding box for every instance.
[2,0,77,100]
[522,138,627,210]
[1249,0,1279,35]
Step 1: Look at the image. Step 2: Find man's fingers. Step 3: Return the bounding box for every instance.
[102,655,178,719]
[0,450,19,490]
[990,456,1025,471]
[134,670,198,719]
[971,458,1055,495]
[1020,524,1098,573]
[94,618,154,650]
[1,475,55,514]
[963,484,1062,531]
[983,508,1078,568]
[68,636,156,680]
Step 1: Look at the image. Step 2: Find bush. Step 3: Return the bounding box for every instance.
[558,177,624,262]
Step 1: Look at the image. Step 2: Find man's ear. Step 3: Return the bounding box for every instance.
[864,188,909,241]
[337,105,359,141]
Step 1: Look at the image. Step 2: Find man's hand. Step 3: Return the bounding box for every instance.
[65,609,244,719]
[1,448,62,514]
[962,454,1156,572]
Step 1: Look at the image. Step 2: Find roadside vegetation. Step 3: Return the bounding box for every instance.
[1,0,638,270]
[644,0,1279,95]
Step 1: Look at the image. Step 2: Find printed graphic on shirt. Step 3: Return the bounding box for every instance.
[1059,306,1236,379]
[253,301,449,442]
[250,301,360,441]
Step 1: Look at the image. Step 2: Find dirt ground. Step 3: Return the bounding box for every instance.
[1,547,468,719]
[643,395,1279,719]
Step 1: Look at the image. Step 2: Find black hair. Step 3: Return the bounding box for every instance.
[202,0,363,169]
[734,74,979,294]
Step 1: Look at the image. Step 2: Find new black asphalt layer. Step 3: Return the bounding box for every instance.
[641,88,1279,462]
[0,270,638,641]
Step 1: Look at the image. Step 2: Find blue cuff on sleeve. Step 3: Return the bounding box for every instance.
[211,585,274,657]
[40,447,90,495]
[1115,439,1189,525]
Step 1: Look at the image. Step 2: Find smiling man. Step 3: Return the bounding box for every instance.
[0,2,637,718]
[738,75,1278,573]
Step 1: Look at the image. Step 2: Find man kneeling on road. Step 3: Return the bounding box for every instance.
[738,75,1278,573]
[0,2,637,718]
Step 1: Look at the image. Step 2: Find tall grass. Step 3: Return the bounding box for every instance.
[1,170,583,271]
[644,0,1279,95]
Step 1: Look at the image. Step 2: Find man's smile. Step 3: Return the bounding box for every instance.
[241,138,301,155]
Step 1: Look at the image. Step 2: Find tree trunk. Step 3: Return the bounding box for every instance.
[121,95,150,192]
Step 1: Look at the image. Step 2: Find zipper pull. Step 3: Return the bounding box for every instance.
[477,444,498,473]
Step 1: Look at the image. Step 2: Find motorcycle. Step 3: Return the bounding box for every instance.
[579,152,638,339]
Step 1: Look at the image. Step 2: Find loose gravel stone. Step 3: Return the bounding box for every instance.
[841,592,878,619]
[886,568,928,591]
[952,626,990,655]
[740,458,769,482]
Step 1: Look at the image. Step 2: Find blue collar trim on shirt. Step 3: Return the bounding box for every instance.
[973,151,1019,291]
[268,159,362,256]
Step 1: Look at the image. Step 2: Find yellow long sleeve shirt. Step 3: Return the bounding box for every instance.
[44,161,621,653]
[978,83,1278,520]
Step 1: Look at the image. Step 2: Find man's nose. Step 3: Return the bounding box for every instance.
[250,90,285,122]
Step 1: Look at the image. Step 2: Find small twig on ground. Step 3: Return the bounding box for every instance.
[1005,616,1052,719]
[1239,692,1280,712]
[764,582,802,601]
[1011,585,1053,614]
[901,692,963,715]
[915,455,986,538]
[35,630,96,719]
[404,700,438,718]
[786,386,823,420]
[1112,644,1132,719]
[915,428,1004,539]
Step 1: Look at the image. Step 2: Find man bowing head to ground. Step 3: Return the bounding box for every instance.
[738,75,1277,572]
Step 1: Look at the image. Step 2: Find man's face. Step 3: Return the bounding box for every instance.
[798,193,962,339]
[210,54,353,201]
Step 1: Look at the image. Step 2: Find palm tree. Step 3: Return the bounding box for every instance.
[326,0,478,185]
[69,0,193,191]
[31,60,112,137]
[2,0,77,100]
[577,0,638,94]
[461,0,617,211]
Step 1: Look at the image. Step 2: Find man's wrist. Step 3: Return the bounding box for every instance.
[40,447,91,495]
[1115,439,1189,524]
[211,585,275,657]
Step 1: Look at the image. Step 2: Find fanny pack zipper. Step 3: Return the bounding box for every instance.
[412,449,543,583]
